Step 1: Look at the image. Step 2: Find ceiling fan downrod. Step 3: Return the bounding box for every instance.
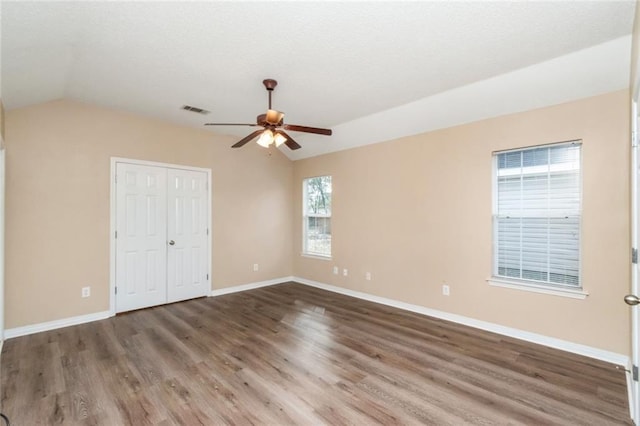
[263,79,277,110]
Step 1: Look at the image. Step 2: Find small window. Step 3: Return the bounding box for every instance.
[303,176,332,257]
[493,142,582,290]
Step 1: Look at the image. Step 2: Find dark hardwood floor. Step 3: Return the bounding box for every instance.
[1,282,631,425]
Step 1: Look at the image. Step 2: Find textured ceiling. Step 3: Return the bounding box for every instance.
[1,1,636,159]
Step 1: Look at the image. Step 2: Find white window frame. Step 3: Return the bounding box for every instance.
[488,141,588,299]
[302,175,332,259]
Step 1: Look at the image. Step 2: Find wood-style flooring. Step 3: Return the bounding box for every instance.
[1,282,631,425]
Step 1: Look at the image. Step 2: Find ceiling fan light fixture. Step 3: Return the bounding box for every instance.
[256,129,274,147]
[274,132,287,147]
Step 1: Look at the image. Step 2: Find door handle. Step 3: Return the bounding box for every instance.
[624,294,640,306]
[168,240,175,246]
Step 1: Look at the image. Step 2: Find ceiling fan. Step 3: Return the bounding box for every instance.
[204,79,332,150]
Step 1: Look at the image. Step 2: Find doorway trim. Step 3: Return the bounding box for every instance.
[0,148,5,349]
[109,157,212,316]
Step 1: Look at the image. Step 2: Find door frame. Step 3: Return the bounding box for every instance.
[631,22,640,419]
[109,157,212,315]
[630,99,639,423]
[0,149,5,347]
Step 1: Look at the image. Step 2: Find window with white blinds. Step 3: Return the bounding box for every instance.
[493,142,582,289]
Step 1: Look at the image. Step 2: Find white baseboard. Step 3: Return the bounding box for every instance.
[3,277,629,369]
[210,276,294,297]
[3,277,295,340]
[293,276,630,367]
[5,310,112,339]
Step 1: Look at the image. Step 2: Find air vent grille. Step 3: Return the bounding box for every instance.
[181,105,210,115]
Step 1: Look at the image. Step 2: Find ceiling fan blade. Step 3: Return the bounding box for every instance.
[283,124,332,136]
[231,129,265,148]
[278,130,302,150]
[205,123,260,127]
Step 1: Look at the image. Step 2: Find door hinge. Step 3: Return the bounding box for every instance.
[633,365,638,381]
[115,174,118,183]
[115,230,118,239]
[207,228,209,236]
[206,274,209,280]
[633,248,638,264]
[115,286,118,295]
[633,130,638,148]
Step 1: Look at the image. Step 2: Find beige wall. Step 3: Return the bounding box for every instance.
[5,99,293,329]
[3,91,631,354]
[293,90,630,355]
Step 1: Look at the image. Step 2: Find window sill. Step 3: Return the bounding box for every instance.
[301,253,332,261]
[487,277,588,300]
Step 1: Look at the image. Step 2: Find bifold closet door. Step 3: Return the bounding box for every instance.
[115,163,168,312]
[115,163,209,313]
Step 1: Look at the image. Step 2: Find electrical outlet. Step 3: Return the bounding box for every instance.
[365,272,372,281]
[343,268,348,277]
[82,286,91,298]
[442,284,450,296]
[253,263,259,272]
[333,266,339,275]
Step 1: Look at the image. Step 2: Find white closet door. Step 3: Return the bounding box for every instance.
[167,168,209,303]
[115,163,168,312]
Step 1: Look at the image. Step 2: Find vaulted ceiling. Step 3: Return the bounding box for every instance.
[1,1,636,159]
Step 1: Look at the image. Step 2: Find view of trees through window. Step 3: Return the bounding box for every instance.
[304,176,332,256]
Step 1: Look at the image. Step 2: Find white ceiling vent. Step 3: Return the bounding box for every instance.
[181,105,210,115]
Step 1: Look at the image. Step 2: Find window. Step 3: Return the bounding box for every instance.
[493,141,582,291]
[303,176,332,257]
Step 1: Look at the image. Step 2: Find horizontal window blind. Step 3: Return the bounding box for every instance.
[494,142,581,288]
